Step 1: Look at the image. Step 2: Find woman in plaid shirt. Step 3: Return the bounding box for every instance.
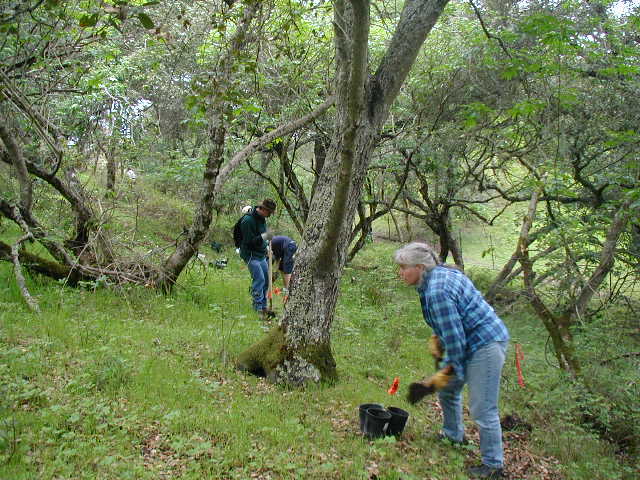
[395,242,510,479]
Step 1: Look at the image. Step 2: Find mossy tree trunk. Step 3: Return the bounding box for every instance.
[238,0,451,385]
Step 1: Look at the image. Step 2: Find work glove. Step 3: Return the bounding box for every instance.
[428,334,444,369]
[407,365,454,404]
[261,230,274,241]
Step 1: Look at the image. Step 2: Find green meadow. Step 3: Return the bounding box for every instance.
[1,234,637,479]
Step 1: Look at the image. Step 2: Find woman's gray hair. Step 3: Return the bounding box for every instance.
[394,242,441,271]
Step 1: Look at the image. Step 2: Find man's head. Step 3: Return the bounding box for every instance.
[256,198,276,217]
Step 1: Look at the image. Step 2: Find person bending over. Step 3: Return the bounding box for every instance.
[270,235,297,298]
[394,242,509,480]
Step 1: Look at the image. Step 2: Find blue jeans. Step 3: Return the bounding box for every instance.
[438,341,508,468]
[245,256,269,311]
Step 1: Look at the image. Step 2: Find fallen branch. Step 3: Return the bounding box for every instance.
[7,206,40,313]
[600,352,640,365]
[11,235,40,313]
[0,240,80,283]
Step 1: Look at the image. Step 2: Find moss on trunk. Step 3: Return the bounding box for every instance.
[236,325,337,386]
[0,241,81,285]
[236,326,287,378]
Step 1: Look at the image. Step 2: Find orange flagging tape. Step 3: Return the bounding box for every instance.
[387,377,399,395]
[515,343,525,388]
[267,288,282,300]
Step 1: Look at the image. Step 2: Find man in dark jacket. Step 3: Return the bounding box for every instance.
[239,199,276,318]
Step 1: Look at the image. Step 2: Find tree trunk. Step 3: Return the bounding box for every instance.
[155,124,226,291]
[238,0,451,385]
[403,198,413,239]
[153,0,261,291]
[310,134,328,201]
[153,3,336,292]
[435,214,464,269]
[389,209,404,242]
[105,147,116,193]
[445,228,464,270]
[517,191,582,376]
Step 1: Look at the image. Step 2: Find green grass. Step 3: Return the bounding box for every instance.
[1,238,638,479]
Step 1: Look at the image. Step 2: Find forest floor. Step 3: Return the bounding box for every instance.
[1,205,637,479]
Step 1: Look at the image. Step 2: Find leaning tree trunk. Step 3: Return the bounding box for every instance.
[153,93,335,291]
[517,191,580,375]
[238,0,451,385]
[152,0,334,293]
[518,190,635,378]
[153,0,261,291]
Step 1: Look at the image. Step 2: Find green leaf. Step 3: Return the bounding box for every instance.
[79,13,99,28]
[137,13,154,29]
[502,65,520,80]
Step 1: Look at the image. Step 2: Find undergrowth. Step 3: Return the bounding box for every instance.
[1,239,638,479]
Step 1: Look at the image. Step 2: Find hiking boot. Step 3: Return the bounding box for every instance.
[466,464,504,479]
[436,432,469,445]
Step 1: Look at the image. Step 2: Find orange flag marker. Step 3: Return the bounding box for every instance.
[515,344,525,388]
[388,377,400,395]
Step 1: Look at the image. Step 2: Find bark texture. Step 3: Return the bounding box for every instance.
[241,0,451,385]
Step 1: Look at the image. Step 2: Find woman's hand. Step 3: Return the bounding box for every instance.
[407,365,454,404]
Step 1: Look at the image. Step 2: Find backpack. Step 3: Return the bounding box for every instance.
[232,214,250,248]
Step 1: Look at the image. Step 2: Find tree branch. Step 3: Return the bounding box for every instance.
[6,206,40,313]
[372,0,450,121]
[0,70,63,175]
[0,125,33,211]
[569,198,635,319]
[214,96,335,194]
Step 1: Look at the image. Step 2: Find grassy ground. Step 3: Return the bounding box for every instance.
[1,231,637,479]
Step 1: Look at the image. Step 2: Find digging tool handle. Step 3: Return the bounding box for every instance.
[268,241,273,310]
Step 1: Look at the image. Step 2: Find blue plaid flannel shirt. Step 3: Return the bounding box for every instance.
[417,266,509,380]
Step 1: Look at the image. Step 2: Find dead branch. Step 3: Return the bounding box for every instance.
[0,124,33,211]
[6,207,40,313]
[601,352,640,365]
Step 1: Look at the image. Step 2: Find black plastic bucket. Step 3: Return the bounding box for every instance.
[386,406,409,437]
[358,403,383,433]
[363,407,392,439]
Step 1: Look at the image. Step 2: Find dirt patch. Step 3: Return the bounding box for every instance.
[140,425,186,478]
